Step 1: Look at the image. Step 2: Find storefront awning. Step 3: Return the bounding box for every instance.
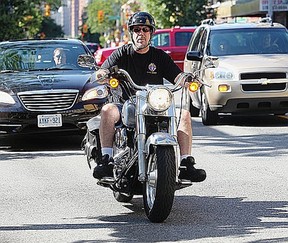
[232,0,266,16]
[217,0,268,18]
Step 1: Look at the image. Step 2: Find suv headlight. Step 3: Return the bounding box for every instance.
[209,70,234,80]
[82,85,108,101]
[147,87,172,112]
[0,91,15,105]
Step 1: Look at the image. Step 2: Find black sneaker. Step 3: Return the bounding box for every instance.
[93,154,114,179]
[179,156,206,182]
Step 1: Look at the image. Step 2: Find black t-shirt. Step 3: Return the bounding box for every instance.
[102,44,181,86]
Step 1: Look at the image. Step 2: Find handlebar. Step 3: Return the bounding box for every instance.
[94,65,211,91]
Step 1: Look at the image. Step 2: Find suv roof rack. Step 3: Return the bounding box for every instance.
[201,19,215,25]
[259,17,272,23]
[259,17,274,26]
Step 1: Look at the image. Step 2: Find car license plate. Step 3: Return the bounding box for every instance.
[37,114,62,128]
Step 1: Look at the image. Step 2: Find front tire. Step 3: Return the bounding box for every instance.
[190,99,200,117]
[143,145,176,223]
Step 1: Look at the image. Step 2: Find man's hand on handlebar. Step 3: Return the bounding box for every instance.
[95,69,110,84]
[176,72,196,88]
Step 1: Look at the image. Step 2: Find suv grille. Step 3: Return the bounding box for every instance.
[240,72,287,91]
[18,89,79,111]
[240,72,286,80]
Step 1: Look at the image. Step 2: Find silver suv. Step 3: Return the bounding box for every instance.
[184,19,288,125]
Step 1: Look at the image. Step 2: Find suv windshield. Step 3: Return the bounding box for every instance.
[207,28,288,56]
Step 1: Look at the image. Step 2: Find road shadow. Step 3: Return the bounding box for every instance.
[192,115,288,158]
[0,133,85,161]
[0,132,84,152]
[100,195,288,242]
[218,114,288,127]
[0,195,287,242]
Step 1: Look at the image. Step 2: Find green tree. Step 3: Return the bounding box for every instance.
[86,0,130,46]
[85,0,207,45]
[39,17,64,38]
[0,0,61,41]
[144,0,207,28]
[86,0,122,33]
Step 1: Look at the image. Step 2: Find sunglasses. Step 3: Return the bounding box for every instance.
[55,54,66,59]
[132,27,151,33]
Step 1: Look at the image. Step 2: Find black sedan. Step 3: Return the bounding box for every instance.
[0,39,107,135]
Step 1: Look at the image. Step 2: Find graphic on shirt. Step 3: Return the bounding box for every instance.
[148,63,157,74]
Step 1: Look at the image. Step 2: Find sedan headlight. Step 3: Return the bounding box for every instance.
[82,85,108,101]
[147,87,172,112]
[0,91,15,105]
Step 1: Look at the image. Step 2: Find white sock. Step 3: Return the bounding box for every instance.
[180,155,190,161]
[102,147,113,158]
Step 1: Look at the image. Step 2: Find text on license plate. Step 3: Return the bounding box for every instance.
[37,114,62,128]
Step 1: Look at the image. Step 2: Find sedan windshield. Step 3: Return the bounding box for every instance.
[0,42,93,71]
[207,28,288,56]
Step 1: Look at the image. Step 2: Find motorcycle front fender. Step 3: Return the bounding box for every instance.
[145,132,178,155]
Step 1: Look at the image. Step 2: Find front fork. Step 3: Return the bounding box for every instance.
[135,88,187,182]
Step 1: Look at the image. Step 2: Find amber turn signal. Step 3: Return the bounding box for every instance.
[188,82,200,92]
[109,78,119,88]
[218,84,230,92]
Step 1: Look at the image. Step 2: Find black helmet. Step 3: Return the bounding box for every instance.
[128,12,156,33]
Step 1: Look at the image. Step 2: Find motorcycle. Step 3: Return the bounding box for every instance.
[80,55,215,223]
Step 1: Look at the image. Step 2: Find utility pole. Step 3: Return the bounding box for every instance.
[267,0,273,20]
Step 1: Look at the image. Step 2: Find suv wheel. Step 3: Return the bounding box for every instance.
[201,93,218,125]
[190,99,200,117]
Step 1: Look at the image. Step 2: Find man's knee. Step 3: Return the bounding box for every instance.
[101,103,120,122]
[102,103,118,115]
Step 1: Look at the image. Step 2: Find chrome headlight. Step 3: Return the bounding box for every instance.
[147,87,172,112]
[0,91,15,105]
[82,85,108,101]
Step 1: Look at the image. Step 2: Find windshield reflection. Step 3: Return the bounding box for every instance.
[0,42,93,71]
[208,28,288,56]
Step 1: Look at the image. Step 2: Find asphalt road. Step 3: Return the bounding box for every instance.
[0,115,288,243]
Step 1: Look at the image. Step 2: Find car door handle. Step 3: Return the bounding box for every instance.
[164,50,171,54]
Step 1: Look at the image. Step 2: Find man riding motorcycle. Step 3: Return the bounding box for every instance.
[93,11,206,183]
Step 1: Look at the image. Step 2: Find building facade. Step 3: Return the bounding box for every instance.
[52,0,89,38]
[216,0,288,26]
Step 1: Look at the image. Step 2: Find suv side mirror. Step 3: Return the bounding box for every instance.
[186,51,202,61]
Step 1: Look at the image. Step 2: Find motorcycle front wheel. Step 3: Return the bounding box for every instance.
[143,145,176,223]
